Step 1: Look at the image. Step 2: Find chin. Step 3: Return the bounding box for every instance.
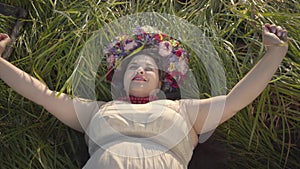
[128,87,148,96]
[128,89,150,97]
[129,92,149,97]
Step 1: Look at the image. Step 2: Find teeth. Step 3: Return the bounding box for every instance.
[133,77,145,81]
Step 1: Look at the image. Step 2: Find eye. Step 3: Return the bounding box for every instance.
[145,67,154,71]
[128,65,138,69]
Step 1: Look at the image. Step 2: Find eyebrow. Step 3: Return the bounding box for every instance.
[129,62,156,67]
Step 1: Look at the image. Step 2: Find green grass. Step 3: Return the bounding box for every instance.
[0,0,299,168]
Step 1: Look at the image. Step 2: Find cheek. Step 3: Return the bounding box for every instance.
[123,70,134,88]
[124,70,134,78]
[150,72,160,85]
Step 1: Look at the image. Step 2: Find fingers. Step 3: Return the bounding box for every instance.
[262,25,270,34]
[276,27,288,41]
[0,33,9,40]
[0,33,11,43]
[0,34,11,55]
[263,23,288,41]
[281,29,288,41]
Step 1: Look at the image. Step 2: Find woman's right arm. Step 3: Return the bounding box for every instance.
[0,33,91,132]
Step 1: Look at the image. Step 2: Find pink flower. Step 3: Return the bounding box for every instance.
[158,41,173,57]
[177,59,188,74]
[106,55,115,66]
[124,40,137,50]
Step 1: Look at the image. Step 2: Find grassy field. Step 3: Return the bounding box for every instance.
[0,0,299,168]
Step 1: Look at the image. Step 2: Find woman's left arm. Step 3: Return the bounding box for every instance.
[183,24,289,134]
[225,24,288,117]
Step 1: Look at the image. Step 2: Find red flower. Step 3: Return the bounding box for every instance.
[161,34,167,39]
[175,49,182,57]
[153,34,162,42]
[106,70,114,82]
[171,82,179,88]
[137,35,142,40]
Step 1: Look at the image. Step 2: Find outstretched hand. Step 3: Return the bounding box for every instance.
[262,23,288,47]
[0,33,11,56]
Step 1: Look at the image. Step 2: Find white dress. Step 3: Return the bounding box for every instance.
[83,100,194,169]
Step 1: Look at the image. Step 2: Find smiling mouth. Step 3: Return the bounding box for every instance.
[132,76,147,81]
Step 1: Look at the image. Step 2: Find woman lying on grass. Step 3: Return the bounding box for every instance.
[0,23,288,169]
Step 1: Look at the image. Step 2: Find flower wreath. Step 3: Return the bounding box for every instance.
[104,27,190,92]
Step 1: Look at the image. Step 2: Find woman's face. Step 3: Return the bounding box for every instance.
[123,54,161,97]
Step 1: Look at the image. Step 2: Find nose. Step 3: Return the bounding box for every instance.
[136,67,145,75]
